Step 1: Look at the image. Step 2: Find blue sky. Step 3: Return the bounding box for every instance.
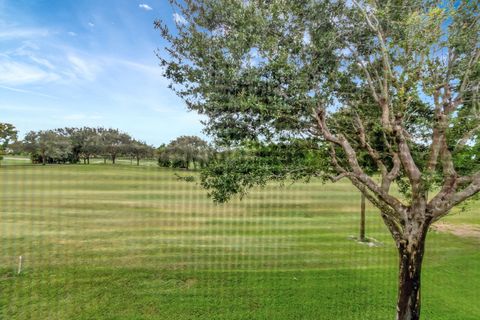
[0,0,205,146]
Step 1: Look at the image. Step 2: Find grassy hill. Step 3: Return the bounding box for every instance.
[1,164,479,319]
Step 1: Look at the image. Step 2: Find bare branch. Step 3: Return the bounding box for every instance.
[330,172,348,182]
[430,172,480,218]
[347,46,381,104]
[355,112,387,175]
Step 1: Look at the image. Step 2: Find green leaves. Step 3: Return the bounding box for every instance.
[200,140,330,203]
[158,0,480,206]
[0,123,17,150]
[158,136,213,169]
[156,0,338,146]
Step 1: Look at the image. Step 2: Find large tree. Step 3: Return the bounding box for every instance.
[156,1,480,319]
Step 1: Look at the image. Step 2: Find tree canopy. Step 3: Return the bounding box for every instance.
[0,122,18,164]
[0,123,17,149]
[157,135,213,169]
[157,1,480,319]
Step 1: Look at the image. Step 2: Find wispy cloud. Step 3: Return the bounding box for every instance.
[12,44,56,69]
[0,59,59,85]
[0,103,61,112]
[112,58,165,79]
[67,54,101,81]
[0,84,59,99]
[0,27,50,40]
[139,4,152,11]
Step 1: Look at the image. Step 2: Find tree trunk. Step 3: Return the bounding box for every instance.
[112,155,116,164]
[360,192,366,241]
[396,232,427,320]
[136,156,140,166]
[84,158,86,164]
[42,153,46,166]
[87,157,90,164]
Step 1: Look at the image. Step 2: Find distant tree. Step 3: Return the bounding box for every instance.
[0,123,17,149]
[160,136,213,170]
[157,144,171,167]
[68,127,100,164]
[7,140,24,155]
[98,128,131,164]
[0,123,18,165]
[81,128,101,164]
[129,140,155,166]
[24,130,71,165]
[23,131,41,164]
[56,128,80,163]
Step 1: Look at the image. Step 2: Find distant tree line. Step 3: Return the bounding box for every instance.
[21,127,155,165]
[1,123,215,170]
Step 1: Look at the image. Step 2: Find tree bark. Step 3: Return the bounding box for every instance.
[396,230,427,320]
[137,156,140,166]
[112,155,116,164]
[360,192,366,241]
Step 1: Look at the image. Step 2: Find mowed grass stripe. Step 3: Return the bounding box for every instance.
[1,164,479,319]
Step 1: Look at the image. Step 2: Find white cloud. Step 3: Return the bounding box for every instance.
[173,13,187,25]
[67,55,100,81]
[8,43,56,70]
[29,56,55,69]
[68,31,77,36]
[139,4,152,11]
[0,27,49,40]
[88,22,95,27]
[0,59,59,85]
[112,58,165,78]
[0,84,58,99]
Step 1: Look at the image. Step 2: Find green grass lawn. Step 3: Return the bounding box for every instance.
[0,156,32,166]
[1,164,479,319]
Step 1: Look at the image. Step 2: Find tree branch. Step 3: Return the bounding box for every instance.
[430,172,480,219]
[315,105,407,215]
